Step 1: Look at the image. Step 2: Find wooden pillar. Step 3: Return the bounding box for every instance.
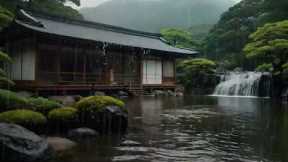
[34,33,39,81]
[56,40,62,82]
[73,44,78,82]
[139,49,144,88]
[173,58,176,84]
[83,50,87,83]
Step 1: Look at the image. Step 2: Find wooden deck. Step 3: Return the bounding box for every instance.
[14,81,176,96]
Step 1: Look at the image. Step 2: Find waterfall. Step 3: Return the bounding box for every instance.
[213,72,270,97]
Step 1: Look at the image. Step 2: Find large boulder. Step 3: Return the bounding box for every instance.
[0,123,53,162]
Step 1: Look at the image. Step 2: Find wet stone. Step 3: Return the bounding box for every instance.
[0,123,53,162]
[121,140,141,146]
[47,137,77,152]
[68,127,99,139]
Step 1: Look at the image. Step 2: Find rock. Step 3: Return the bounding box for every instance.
[68,128,99,139]
[48,96,76,106]
[0,123,53,162]
[74,95,82,102]
[167,90,176,96]
[84,105,128,133]
[94,91,106,96]
[153,90,166,96]
[121,140,141,146]
[118,90,129,98]
[175,92,184,97]
[16,91,34,98]
[47,137,77,152]
[102,105,128,132]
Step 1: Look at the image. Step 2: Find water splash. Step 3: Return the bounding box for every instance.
[213,72,269,97]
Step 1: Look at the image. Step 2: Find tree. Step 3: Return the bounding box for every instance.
[244,20,288,97]
[28,0,83,19]
[177,58,218,94]
[0,5,13,29]
[0,0,83,21]
[27,0,80,7]
[160,28,198,49]
[0,50,14,87]
[243,20,288,74]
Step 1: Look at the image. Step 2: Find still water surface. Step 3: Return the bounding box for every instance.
[57,96,288,162]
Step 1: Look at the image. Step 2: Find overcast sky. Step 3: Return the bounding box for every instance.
[70,0,242,9]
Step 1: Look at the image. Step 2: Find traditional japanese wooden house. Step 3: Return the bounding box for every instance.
[0,10,197,95]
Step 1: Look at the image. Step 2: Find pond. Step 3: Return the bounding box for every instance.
[55,96,288,162]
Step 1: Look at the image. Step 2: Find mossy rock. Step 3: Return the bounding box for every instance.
[75,96,128,133]
[0,109,47,126]
[27,97,62,114]
[0,89,28,111]
[75,96,126,113]
[48,107,78,122]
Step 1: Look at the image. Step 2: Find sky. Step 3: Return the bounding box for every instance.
[70,0,242,9]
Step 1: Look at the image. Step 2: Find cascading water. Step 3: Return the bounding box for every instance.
[213,72,270,97]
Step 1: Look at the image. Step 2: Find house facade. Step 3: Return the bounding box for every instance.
[0,10,197,95]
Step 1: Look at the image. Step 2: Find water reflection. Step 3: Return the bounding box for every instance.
[55,96,288,162]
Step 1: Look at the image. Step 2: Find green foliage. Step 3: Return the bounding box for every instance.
[0,5,13,28]
[243,20,288,73]
[0,89,28,110]
[75,96,126,113]
[0,109,47,125]
[256,63,273,72]
[178,58,216,74]
[58,0,80,6]
[29,0,83,19]
[0,51,14,87]
[0,50,12,63]
[205,0,288,69]
[177,58,217,92]
[48,107,78,122]
[283,62,288,73]
[188,24,213,42]
[27,97,62,114]
[161,28,198,49]
[0,0,83,23]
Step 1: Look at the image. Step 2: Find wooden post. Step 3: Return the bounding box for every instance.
[161,57,164,85]
[56,40,62,82]
[139,49,144,88]
[34,33,39,81]
[83,49,87,83]
[73,44,78,82]
[173,58,176,85]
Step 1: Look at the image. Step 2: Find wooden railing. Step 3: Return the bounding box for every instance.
[37,71,141,88]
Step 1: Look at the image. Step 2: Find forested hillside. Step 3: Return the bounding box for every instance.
[0,0,82,29]
[205,0,288,69]
[80,0,235,33]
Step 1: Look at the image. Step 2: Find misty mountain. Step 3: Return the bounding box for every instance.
[80,0,236,33]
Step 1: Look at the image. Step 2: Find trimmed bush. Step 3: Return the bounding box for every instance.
[0,109,47,126]
[0,89,28,110]
[75,96,126,113]
[48,107,78,122]
[27,97,62,114]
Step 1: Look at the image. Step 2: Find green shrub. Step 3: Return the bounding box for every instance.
[27,97,62,114]
[48,107,78,122]
[75,96,126,113]
[0,109,47,125]
[256,63,273,72]
[0,89,28,110]
[0,5,13,28]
